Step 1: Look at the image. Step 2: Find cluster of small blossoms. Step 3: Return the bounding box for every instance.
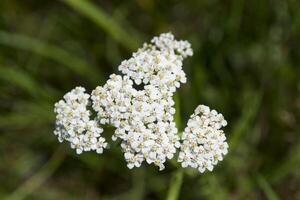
[54,87,108,154]
[54,32,228,173]
[178,105,228,173]
[89,33,194,170]
[150,32,193,58]
[91,78,180,169]
[119,33,190,92]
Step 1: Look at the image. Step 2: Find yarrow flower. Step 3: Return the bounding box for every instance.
[178,105,228,173]
[54,32,228,173]
[54,87,108,154]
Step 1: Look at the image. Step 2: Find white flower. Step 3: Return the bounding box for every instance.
[118,33,192,93]
[54,87,108,154]
[150,32,193,58]
[89,33,193,170]
[178,105,228,173]
[54,32,228,173]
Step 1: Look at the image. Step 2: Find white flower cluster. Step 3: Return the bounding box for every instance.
[91,74,181,170]
[119,33,190,92]
[150,32,193,58]
[54,32,228,173]
[54,87,108,154]
[178,105,228,173]
[91,33,192,170]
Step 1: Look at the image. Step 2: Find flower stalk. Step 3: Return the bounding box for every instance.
[166,93,183,200]
[166,169,184,200]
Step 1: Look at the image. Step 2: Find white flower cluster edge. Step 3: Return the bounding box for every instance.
[54,32,228,173]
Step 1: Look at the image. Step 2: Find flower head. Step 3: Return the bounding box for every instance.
[178,105,228,173]
[54,87,108,154]
[89,33,193,170]
[54,33,228,173]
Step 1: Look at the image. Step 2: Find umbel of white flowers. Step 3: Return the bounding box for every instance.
[54,33,228,173]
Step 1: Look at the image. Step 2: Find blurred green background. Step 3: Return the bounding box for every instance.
[0,0,299,199]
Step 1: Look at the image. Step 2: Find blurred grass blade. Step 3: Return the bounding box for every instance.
[229,91,262,152]
[268,141,300,183]
[226,0,245,36]
[0,31,101,84]
[0,102,53,128]
[0,66,42,97]
[62,0,141,50]
[0,66,58,99]
[4,147,65,200]
[257,175,279,200]
[198,173,229,199]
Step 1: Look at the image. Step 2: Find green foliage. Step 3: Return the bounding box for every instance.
[62,0,142,51]
[0,0,299,199]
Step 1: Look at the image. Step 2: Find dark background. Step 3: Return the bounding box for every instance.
[0,0,299,199]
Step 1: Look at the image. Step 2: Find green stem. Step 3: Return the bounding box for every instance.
[166,170,183,200]
[166,93,183,200]
[173,93,181,133]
